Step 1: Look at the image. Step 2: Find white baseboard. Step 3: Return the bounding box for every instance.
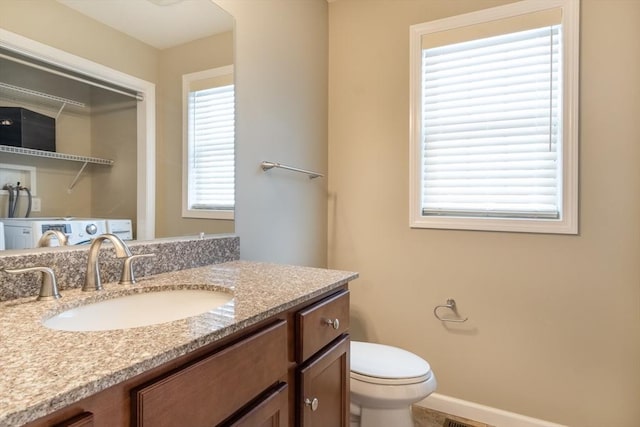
[417,393,567,427]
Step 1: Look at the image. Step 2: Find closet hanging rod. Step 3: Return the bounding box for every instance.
[0,52,143,102]
[260,161,324,179]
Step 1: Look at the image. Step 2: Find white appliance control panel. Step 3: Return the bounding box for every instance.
[2,218,108,249]
[105,219,133,241]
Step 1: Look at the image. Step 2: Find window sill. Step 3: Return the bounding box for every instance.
[182,209,234,221]
[410,215,577,235]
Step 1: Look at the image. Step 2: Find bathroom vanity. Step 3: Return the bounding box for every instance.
[0,256,356,427]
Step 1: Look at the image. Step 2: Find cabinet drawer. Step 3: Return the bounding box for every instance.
[225,383,288,427]
[296,290,349,363]
[53,412,94,427]
[133,320,287,427]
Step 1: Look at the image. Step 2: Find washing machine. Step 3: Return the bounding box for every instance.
[105,219,133,241]
[2,218,107,249]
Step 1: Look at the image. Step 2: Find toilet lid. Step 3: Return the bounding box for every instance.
[350,341,431,385]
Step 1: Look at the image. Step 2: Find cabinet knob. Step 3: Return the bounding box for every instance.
[304,397,319,412]
[323,318,340,330]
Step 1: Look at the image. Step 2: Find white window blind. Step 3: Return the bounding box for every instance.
[421,25,561,219]
[187,83,234,211]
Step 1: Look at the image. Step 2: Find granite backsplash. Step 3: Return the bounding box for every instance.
[0,235,239,301]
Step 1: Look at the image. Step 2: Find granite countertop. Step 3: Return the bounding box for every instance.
[0,260,358,427]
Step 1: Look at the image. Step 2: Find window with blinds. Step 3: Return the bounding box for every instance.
[409,0,579,234]
[182,66,234,220]
[422,25,561,219]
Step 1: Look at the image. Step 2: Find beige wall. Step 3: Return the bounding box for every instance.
[0,0,157,82]
[90,93,138,226]
[328,0,640,426]
[155,31,235,238]
[216,0,329,266]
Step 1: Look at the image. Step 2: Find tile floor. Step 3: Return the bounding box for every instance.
[412,405,494,427]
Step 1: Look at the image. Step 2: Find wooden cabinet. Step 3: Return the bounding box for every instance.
[25,288,350,427]
[296,290,350,427]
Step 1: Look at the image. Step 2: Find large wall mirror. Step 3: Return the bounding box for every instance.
[0,0,234,251]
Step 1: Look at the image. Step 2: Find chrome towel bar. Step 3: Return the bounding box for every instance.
[260,161,324,179]
[433,298,468,323]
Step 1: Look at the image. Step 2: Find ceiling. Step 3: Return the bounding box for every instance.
[57,0,234,50]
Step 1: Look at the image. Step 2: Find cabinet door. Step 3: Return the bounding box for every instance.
[298,335,349,427]
[225,383,288,427]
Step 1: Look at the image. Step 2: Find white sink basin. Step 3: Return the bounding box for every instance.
[43,289,233,332]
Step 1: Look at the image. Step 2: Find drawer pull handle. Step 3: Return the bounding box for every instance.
[304,397,319,411]
[323,318,340,330]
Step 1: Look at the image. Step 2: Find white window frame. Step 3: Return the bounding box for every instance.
[182,65,234,220]
[409,0,579,234]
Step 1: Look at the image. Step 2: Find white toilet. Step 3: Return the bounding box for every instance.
[350,341,437,427]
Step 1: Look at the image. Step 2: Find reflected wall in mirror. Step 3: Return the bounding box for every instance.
[0,0,234,251]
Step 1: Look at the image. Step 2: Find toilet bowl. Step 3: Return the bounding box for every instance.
[350,341,437,427]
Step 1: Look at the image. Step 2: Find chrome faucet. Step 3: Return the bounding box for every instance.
[37,230,69,247]
[83,233,132,292]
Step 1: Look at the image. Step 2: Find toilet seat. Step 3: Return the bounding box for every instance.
[350,341,432,386]
[351,371,432,386]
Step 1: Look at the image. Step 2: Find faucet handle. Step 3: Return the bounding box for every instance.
[119,253,155,285]
[3,266,62,301]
